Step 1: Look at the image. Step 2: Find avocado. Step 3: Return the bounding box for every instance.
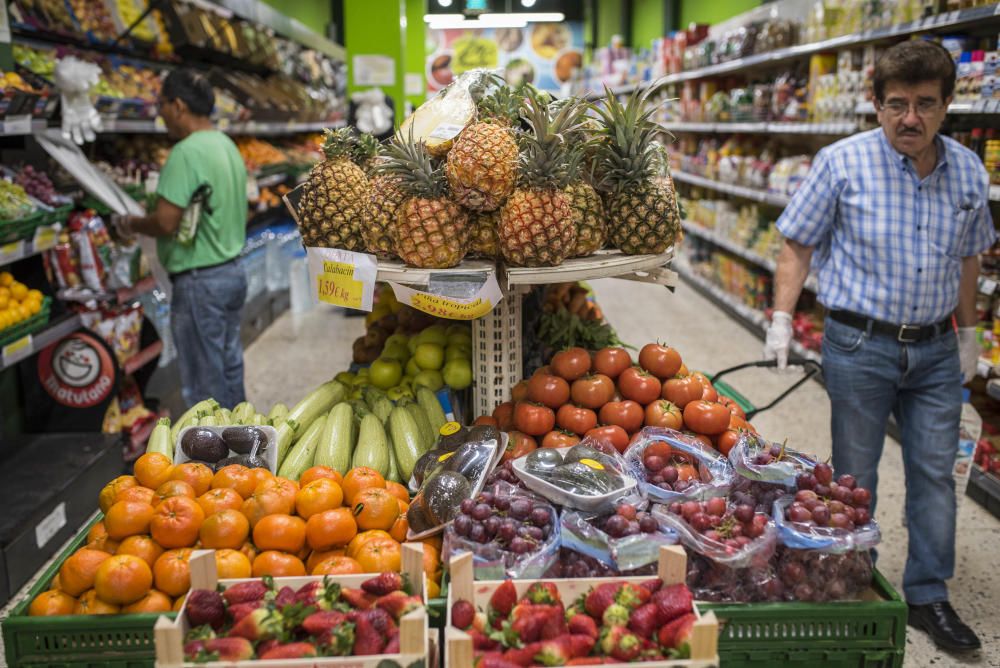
[563,444,603,465]
[423,470,472,525]
[468,425,500,443]
[444,442,492,481]
[547,461,623,495]
[215,454,268,471]
[437,426,471,452]
[412,449,441,487]
[221,427,267,455]
[407,495,435,534]
[181,428,228,463]
[525,448,564,474]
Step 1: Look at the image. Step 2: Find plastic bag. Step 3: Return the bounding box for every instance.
[774,545,874,602]
[560,505,678,573]
[443,482,560,580]
[624,428,734,503]
[729,431,820,488]
[772,495,881,553]
[513,438,639,510]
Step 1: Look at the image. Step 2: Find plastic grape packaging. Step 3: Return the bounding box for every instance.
[512,438,639,510]
[560,502,678,574]
[624,427,735,503]
[729,431,820,488]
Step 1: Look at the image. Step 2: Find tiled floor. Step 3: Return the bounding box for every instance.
[245,277,1000,667]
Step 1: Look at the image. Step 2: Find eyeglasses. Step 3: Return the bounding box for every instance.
[878,100,943,118]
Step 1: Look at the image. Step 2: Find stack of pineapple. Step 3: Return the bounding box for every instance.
[292,73,680,269]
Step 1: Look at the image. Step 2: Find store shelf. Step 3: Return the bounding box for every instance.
[0,313,83,371]
[672,171,792,208]
[681,221,818,292]
[122,340,163,376]
[856,99,1000,115]
[660,121,858,135]
[0,225,61,267]
[583,82,641,101]
[0,117,47,135]
[675,260,822,364]
[375,259,498,288]
[98,119,343,136]
[58,275,158,305]
[505,248,676,286]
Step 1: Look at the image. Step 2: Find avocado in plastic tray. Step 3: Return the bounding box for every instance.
[174,425,277,473]
[512,440,638,511]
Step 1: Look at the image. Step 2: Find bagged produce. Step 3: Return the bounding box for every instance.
[625,427,734,503]
[512,439,638,510]
[560,501,678,574]
[729,431,820,488]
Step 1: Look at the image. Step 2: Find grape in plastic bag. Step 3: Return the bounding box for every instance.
[729,431,820,488]
[624,427,734,503]
[560,505,678,573]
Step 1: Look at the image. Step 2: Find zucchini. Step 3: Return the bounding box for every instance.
[146,417,173,459]
[278,415,327,480]
[363,386,394,424]
[231,402,254,424]
[362,385,389,410]
[267,403,289,423]
[251,414,269,426]
[386,439,402,483]
[402,399,433,451]
[388,405,425,481]
[171,398,219,443]
[349,399,373,422]
[352,414,390,477]
[417,387,448,434]
[314,403,355,475]
[276,380,347,463]
[214,408,232,424]
[199,415,218,427]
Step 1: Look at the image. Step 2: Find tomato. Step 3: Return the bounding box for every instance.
[592,347,632,379]
[683,432,714,449]
[474,415,499,427]
[729,414,756,433]
[584,425,630,453]
[644,440,672,460]
[501,431,537,463]
[718,396,746,420]
[493,402,515,430]
[678,363,689,376]
[542,431,581,448]
[570,374,615,410]
[556,404,598,436]
[715,429,740,456]
[638,343,683,380]
[527,373,571,409]
[661,376,703,408]
[688,372,718,402]
[598,400,644,434]
[617,367,662,405]
[682,400,731,436]
[551,347,591,381]
[644,400,683,430]
[533,365,553,377]
[511,381,529,403]
[513,402,556,436]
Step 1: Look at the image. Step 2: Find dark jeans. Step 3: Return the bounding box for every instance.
[171,260,247,409]
[822,315,962,605]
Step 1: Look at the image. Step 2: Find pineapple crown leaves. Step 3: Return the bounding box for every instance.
[516,88,589,190]
[351,131,380,165]
[377,126,450,199]
[590,85,667,194]
[321,127,360,160]
[477,83,523,127]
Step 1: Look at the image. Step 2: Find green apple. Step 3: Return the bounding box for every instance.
[384,333,409,349]
[413,369,444,392]
[355,367,370,379]
[419,325,448,347]
[414,342,445,370]
[442,358,473,390]
[381,341,410,363]
[407,336,421,355]
[405,356,422,377]
[399,375,414,389]
[447,331,472,347]
[334,371,355,386]
[445,346,469,362]
[446,323,469,336]
[387,386,414,401]
[369,357,403,390]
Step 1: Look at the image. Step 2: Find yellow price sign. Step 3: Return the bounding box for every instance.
[33,225,58,252]
[409,292,494,321]
[316,261,364,309]
[2,334,33,366]
[306,247,377,312]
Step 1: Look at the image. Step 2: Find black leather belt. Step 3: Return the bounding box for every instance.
[169,257,236,281]
[828,310,952,343]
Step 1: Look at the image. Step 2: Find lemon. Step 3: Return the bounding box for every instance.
[26,289,42,301]
[0,313,10,330]
[10,283,27,301]
[0,295,8,310]
[7,308,21,324]
[0,271,12,287]
[16,305,29,321]
[26,299,40,315]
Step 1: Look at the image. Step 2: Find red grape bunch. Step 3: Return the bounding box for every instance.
[666,497,770,553]
[776,547,874,602]
[451,491,553,556]
[601,502,660,538]
[786,463,872,530]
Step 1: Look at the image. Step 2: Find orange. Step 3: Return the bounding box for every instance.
[389,514,409,542]
[421,534,443,555]
[427,579,441,599]
[346,530,393,559]
[151,496,205,549]
[422,542,442,582]
[168,463,214,496]
[312,555,364,575]
[295,478,344,519]
[252,514,306,553]
[59,548,111,596]
[341,467,385,506]
[252,551,306,577]
[73,589,120,615]
[94,554,153,605]
[49,574,62,591]
[122,589,172,613]
[155,479,196,504]
[354,536,401,574]
[256,477,299,507]
[300,466,343,487]
[116,486,157,506]
[352,488,399,531]
[87,521,108,544]
[214,549,252,579]
[99,476,138,513]
[676,463,698,482]
[306,508,358,552]
[172,594,186,612]
[105,500,155,540]
[212,465,256,499]
[238,540,258,564]
[241,489,293,528]
[197,487,243,516]
[29,590,76,616]
[134,453,175,489]
[153,548,192,597]
[306,548,345,573]
[199,510,249,550]
[247,467,274,489]
[87,535,121,554]
[385,481,410,504]
[116,535,164,568]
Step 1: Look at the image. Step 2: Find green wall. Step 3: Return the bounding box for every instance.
[404,0,426,110]
[596,0,622,50]
[632,0,664,52]
[344,0,407,124]
[261,0,331,36]
[680,0,761,29]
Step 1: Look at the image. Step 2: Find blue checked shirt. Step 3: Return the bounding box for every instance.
[777,128,996,325]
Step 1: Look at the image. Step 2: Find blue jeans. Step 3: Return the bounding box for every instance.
[822,316,961,605]
[171,260,248,410]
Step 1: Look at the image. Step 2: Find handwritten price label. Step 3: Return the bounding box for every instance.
[389,274,503,321]
[306,247,377,311]
[2,334,33,366]
[32,224,59,252]
[316,261,364,309]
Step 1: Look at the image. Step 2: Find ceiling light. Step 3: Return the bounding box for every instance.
[424,13,464,22]
[428,16,529,29]
[437,0,452,6]
[482,12,564,22]
[520,0,537,6]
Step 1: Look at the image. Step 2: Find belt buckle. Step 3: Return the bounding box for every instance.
[897,324,920,343]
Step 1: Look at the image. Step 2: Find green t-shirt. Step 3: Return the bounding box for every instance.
[156,129,247,274]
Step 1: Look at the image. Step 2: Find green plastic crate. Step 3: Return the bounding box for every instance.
[0,297,52,348]
[3,514,174,668]
[0,212,45,244]
[700,570,907,668]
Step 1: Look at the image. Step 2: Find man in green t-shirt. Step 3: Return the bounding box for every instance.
[122,70,248,409]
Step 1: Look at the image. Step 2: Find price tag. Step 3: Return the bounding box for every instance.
[246,174,260,202]
[306,247,377,311]
[388,273,503,320]
[0,240,24,263]
[217,118,231,131]
[4,115,32,134]
[428,123,465,140]
[32,224,59,252]
[35,502,66,549]
[2,334,33,366]
[154,116,166,132]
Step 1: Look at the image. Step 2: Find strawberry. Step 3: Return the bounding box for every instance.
[352,611,385,655]
[273,585,296,607]
[182,640,206,659]
[667,613,697,656]
[296,580,347,611]
[477,655,523,668]
[259,642,318,659]
[227,601,261,622]
[452,599,476,629]
[601,603,629,627]
[384,632,401,654]
[639,578,662,595]
[583,583,618,619]
[185,590,226,630]
[652,583,693,625]
[568,614,598,639]
[502,603,561,646]
[469,628,500,651]
[569,633,596,657]
[599,626,642,662]
[566,658,604,665]
[657,612,696,650]
[533,635,573,665]
[340,587,376,609]
[375,591,422,620]
[520,582,561,605]
[201,637,254,661]
[302,610,349,636]
[540,603,568,639]
[223,580,269,605]
[489,580,518,618]
[627,603,659,639]
[502,642,543,666]
[315,621,356,656]
[615,582,650,610]
[228,607,284,641]
[366,607,397,637]
[255,639,280,656]
[473,610,490,633]
[361,571,403,596]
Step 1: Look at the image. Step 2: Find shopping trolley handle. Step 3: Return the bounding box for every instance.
[709,358,821,421]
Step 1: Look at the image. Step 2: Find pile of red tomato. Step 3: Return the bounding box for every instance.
[477,343,758,460]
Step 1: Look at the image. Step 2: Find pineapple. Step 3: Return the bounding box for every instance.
[592,88,679,255]
[297,128,370,251]
[379,132,469,269]
[498,88,585,267]
[468,209,500,258]
[365,169,405,258]
[563,181,606,257]
[353,131,380,177]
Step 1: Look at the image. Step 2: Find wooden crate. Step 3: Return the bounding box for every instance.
[155,544,430,667]
[446,545,719,668]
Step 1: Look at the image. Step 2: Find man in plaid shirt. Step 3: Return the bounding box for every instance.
[766,40,994,652]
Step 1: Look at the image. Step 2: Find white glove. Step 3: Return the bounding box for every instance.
[958,326,980,384]
[55,57,103,145]
[764,311,794,370]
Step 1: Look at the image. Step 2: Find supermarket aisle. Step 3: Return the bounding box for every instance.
[244,279,1000,667]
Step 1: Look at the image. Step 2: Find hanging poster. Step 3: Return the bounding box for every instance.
[426,22,584,94]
